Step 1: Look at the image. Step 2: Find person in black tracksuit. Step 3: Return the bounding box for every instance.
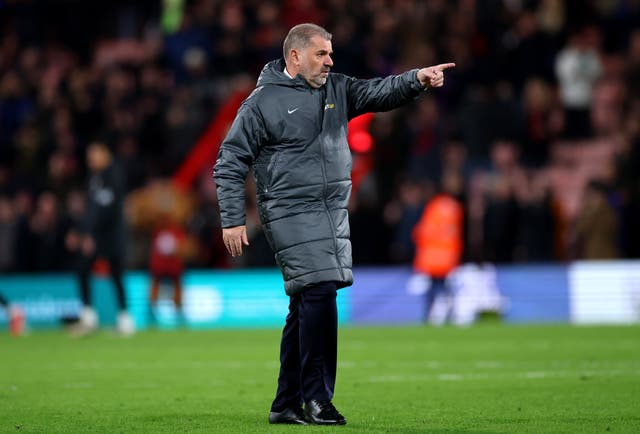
[66,141,134,335]
[214,23,454,425]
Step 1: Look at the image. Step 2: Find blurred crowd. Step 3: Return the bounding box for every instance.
[1,0,639,273]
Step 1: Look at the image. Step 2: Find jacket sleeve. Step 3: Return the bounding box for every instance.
[345,69,425,119]
[213,103,266,228]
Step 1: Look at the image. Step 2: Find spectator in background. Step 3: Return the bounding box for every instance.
[65,140,135,336]
[625,29,640,100]
[13,189,36,271]
[571,179,619,259]
[349,178,390,265]
[555,26,602,138]
[386,178,432,263]
[0,195,17,271]
[618,95,640,258]
[471,139,524,263]
[0,70,35,154]
[412,171,464,324]
[521,78,559,166]
[27,191,68,271]
[60,188,86,250]
[513,170,556,262]
[405,96,443,180]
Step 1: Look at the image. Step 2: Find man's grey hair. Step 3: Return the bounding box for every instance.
[283,23,332,60]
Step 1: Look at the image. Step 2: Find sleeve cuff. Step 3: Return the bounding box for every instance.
[408,69,427,92]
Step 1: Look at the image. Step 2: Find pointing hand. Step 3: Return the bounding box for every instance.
[417,62,456,89]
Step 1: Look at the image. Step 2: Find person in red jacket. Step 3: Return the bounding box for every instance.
[149,219,187,324]
[412,173,464,324]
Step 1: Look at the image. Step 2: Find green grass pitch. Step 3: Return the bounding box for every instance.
[2,324,639,433]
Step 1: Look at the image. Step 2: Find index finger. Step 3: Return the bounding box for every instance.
[435,63,456,71]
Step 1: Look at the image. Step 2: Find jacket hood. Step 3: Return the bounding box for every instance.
[256,58,311,88]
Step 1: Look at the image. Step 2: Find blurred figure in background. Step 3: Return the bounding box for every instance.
[412,171,464,324]
[12,190,36,271]
[0,195,16,272]
[385,178,432,263]
[476,139,525,263]
[0,292,25,336]
[555,26,602,138]
[513,170,556,262]
[571,179,619,259]
[65,140,134,336]
[149,216,187,325]
[126,178,197,326]
[28,192,68,270]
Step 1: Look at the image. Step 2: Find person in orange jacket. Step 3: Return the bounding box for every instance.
[412,173,464,323]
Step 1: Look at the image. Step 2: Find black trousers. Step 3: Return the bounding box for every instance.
[271,281,338,412]
[77,247,127,311]
[425,277,451,323]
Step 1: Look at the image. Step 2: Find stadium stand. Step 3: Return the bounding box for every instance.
[0,0,639,274]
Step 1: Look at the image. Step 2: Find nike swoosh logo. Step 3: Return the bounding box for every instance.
[287,108,299,114]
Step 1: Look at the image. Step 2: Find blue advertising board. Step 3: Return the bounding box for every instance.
[3,262,636,329]
[350,266,424,324]
[497,265,570,323]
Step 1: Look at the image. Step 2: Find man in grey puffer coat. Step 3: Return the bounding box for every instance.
[214,23,454,426]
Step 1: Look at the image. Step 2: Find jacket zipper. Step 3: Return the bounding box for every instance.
[317,88,345,281]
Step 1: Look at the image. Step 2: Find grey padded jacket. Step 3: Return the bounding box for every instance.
[214,58,425,295]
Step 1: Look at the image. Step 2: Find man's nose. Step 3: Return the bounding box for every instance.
[325,55,333,67]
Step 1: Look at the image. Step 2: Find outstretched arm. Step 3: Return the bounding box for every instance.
[346,62,455,119]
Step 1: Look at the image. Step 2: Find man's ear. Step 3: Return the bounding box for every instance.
[290,49,300,65]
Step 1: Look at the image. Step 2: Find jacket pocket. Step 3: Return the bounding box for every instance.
[266,152,282,190]
[254,162,268,194]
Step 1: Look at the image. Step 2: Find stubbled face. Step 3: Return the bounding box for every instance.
[297,35,333,88]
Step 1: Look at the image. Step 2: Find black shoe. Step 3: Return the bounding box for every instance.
[269,407,308,425]
[304,400,346,425]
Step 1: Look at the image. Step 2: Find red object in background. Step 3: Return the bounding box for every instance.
[9,307,26,336]
[281,0,325,29]
[348,113,374,153]
[349,130,374,153]
[150,223,186,278]
[92,259,111,276]
[348,114,375,196]
[172,88,251,190]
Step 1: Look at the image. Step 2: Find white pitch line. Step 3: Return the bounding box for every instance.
[367,369,640,383]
